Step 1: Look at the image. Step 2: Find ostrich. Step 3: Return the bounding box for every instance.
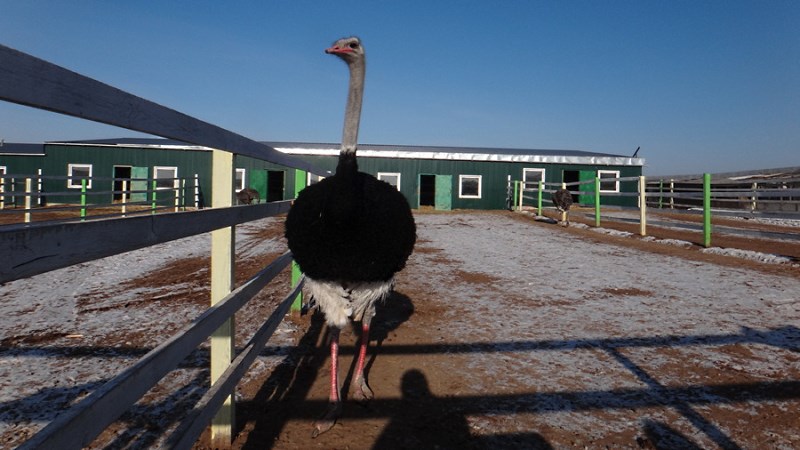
[284,36,416,437]
[552,188,573,226]
[236,187,260,205]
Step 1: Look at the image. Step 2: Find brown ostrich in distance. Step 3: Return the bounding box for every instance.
[236,187,260,205]
[552,188,573,226]
[284,37,416,437]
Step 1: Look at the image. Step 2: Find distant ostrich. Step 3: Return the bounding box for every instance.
[552,188,573,226]
[236,187,260,205]
[284,36,416,437]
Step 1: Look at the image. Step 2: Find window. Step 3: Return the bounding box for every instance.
[154,166,178,190]
[67,164,92,189]
[459,175,482,199]
[235,168,246,191]
[522,168,545,190]
[377,172,401,191]
[598,170,620,193]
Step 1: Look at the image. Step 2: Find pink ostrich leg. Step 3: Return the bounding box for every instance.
[313,328,343,438]
[352,323,374,402]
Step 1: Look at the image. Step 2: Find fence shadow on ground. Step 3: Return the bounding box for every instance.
[237,321,799,450]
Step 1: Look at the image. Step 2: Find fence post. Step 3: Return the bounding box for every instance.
[560,182,567,223]
[514,180,520,211]
[537,180,543,215]
[80,178,87,221]
[703,173,711,247]
[151,180,158,214]
[658,180,663,209]
[750,182,757,212]
[210,150,236,447]
[594,177,601,227]
[173,179,180,212]
[639,175,647,236]
[24,178,32,223]
[194,173,200,209]
[291,169,307,312]
[0,175,5,210]
[37,168,43,207]
[669,179,674,209]
[121,179,128,217]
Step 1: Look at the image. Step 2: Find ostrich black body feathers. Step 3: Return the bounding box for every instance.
[285,154,416,283]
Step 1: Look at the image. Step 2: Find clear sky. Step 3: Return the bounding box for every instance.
[1,1,798,175]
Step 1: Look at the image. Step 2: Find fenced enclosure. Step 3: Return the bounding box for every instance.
[0,43,322,449]
[0,173,200,224]
[512,170,800,248]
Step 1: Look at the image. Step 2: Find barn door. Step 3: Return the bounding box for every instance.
[434,175,452,211]
[578,170,596,205]
[130,166,149,202]
[250,169,267,203]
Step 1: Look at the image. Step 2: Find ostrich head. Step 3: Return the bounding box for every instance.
[325,36,365,63]
[326,36,366,155]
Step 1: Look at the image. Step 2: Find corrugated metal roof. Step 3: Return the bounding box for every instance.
[46,138,645,166]
[0,143,45,156]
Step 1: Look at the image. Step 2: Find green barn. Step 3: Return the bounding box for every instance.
[1,138,644,210]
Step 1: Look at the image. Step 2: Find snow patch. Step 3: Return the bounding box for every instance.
[700,247,796,265]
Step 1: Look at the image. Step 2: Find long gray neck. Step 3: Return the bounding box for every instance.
[340,57,365,154]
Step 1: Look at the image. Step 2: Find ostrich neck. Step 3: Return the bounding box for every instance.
[340,59,365,154]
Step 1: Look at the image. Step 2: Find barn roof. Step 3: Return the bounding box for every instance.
[0,142,45,156]
[47,138,644,166]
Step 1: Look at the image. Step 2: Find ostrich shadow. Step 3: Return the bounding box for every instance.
[341,290,414,402]
[238,290,413,449]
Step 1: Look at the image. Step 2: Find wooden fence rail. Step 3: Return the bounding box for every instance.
[0,43,323,448]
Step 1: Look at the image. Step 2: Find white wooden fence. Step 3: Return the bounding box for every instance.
[0,43,324,449]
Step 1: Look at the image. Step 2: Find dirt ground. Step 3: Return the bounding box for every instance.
[192,210,799,450]
[3,208,799,449]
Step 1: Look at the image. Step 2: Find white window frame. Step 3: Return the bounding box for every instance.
[598,170,620,193]
[377,172,402,191]
[235,168,246,192]
[458,174,482,199]
[522,168,545,190]
[67,163,93,189]
[153,166,179,190]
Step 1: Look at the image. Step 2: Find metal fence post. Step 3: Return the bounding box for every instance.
[24,178,32,223]
[594,177,601,227]
[537,180,543,215]
[80,178,87,221]
[291,169,307,312]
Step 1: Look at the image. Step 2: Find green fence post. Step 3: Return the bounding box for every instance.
[80,178,87,221]
[594,177,601,227]
[703,173,711,247]
[537,180,543,215]
[151,180,158,214]
[291,169,307,312]
[514,180,520,211]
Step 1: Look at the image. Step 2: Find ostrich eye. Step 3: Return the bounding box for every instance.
[349,42,359,49]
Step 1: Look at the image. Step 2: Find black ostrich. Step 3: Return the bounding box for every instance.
[551,188,573,226]
[284,36,416,437]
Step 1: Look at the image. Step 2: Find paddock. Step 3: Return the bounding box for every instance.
[2,211,798,449]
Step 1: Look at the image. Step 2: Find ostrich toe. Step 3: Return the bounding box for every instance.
[312,401,342,438]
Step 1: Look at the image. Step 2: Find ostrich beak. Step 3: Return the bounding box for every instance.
[325,45,353,55]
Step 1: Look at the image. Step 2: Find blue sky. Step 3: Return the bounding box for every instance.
[1,1,798,175]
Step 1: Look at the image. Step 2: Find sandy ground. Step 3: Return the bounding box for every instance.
[1,209,799,449]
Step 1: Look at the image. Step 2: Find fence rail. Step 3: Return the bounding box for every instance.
[0,43,320,448]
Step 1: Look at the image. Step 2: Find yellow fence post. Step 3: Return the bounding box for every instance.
[210,149,235,447]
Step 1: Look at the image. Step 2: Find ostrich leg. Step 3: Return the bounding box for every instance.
[351,322,374,402]
[313,327,343,438]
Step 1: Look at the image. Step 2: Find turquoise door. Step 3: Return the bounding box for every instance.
[130,166,149,202]
[434,175,452,210]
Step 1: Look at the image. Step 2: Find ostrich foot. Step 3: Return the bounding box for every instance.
[312,401,342,438]
[351,375,374,403]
